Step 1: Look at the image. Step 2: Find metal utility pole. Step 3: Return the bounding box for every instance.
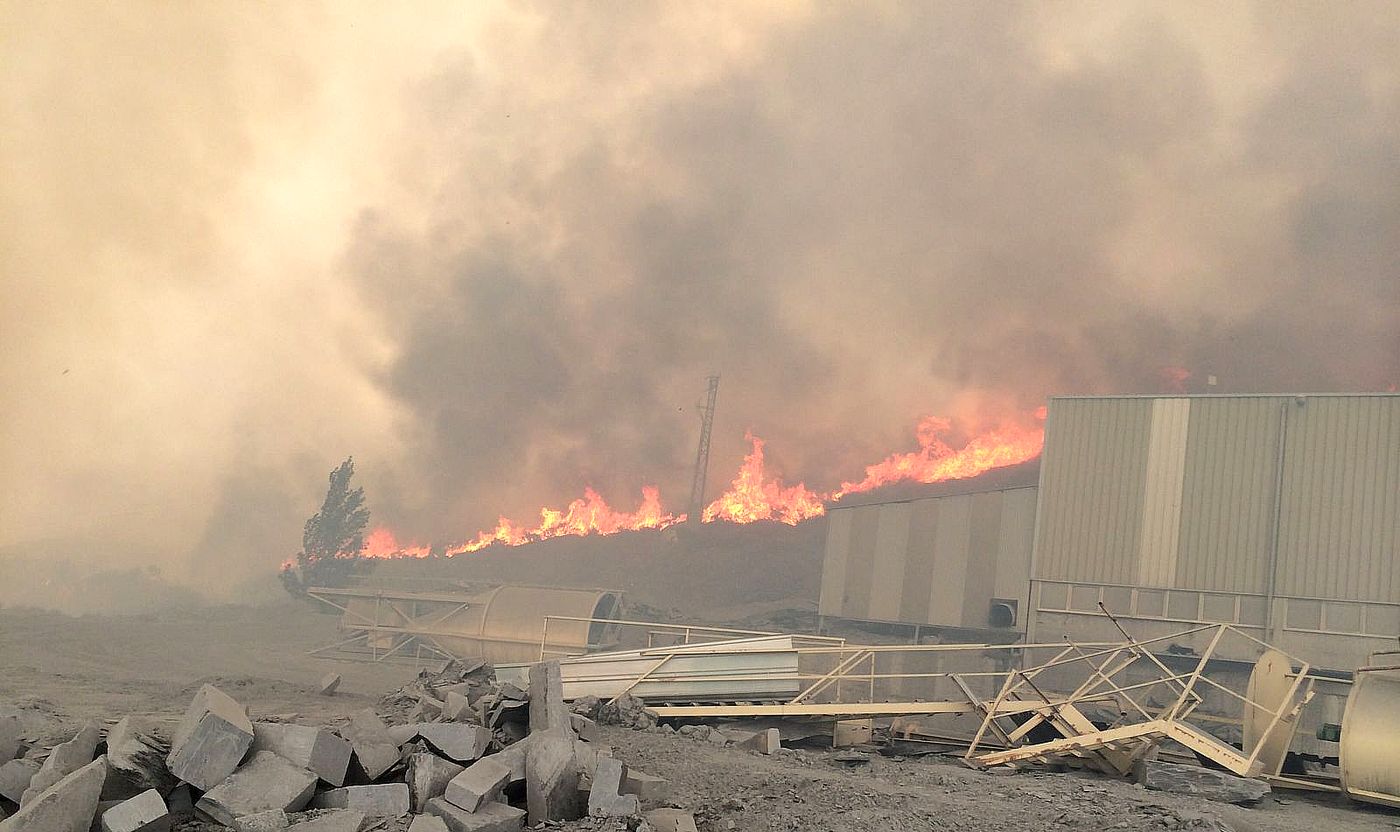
[688,374,720,522]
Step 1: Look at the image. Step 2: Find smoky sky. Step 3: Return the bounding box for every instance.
[2,2,1398,602]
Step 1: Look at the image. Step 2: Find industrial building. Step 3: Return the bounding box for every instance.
[817,478,1037,637]
[819,393,1400,674]
[1028,393,1400,673]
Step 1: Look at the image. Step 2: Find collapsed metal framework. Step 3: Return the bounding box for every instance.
[510,613,1317,784]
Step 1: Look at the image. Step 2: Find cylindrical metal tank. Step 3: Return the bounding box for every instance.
[1340,661,1400,808]
[335,584,623,664]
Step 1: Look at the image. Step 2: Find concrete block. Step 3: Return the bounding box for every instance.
[0,716,23,761]
[166,685,255,791]
[252,723,352,787]
[386,725,421,746]
[442,694,473,724]
[286,809,363,832]
[643,808,698,832]
[308,784,409,818]
[405,752,464,813]
[102,718,174,801]
[524,733,584,824]
[742,728,781,755]
[231,810,288,832]
[406,814,447,832]
[442,758,509,813]
[424,799,524,832]
[0,759,41,804]
[318,674,342,696]
[417,725,490,764]
[22,724,101,806]
[194,751,317,826]
[619,769,668,806]
[586,757,638,818]
[339,711,399,781]
[1,756,106,832]
[1135,760,1271,804]
[527,662,569,735]
[568,715,600,743]
[99,789,168,832]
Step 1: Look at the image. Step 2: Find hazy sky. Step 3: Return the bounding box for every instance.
[2,2,1398,601]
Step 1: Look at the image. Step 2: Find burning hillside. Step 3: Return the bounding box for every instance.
[360,407,1046,559]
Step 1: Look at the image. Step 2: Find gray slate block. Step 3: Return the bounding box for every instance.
[0,759,41,804]
[406,814,448,832]
[424,799,524,832]
[442,758,509,813]
[166,685,255,792]
[0,716,23,762]
[308,784,409,819]
[232,810,288,832]
[619,769,668,806]
[99,789,168,832]
[527,663,569,735]
[524,733,584,825]
[405,753,463,813]
[252,724,352,787]
[318,674,342,697]
[195,752,318,826]
[1,756,107,832]
[417,725,490,764]
[21,724,101,806]
[102,718,174,802]
[1135,759,1271,804]
[586,757,638,818]
[339,712,399,781]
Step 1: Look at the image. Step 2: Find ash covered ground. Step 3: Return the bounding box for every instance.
[2,602,1397,832]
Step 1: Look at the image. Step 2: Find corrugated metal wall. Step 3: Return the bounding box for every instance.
[1032,397,1152,586]
[1033,394,1400,599]
[1276,396,1400,602]
[1029,394,1400,670]
[819,486,1036,630]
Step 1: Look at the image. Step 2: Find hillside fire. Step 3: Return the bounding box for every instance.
[359,408,1046,559]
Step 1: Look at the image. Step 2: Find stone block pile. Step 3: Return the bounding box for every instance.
[0,659,692,832]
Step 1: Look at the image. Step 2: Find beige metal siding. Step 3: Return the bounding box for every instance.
[819,487,1037,629]
[1138,398,1191,586]
[817,508,852,616]
[1276,397,1400,602]
[1173,397,1282,594]
[1033,397,1153,584]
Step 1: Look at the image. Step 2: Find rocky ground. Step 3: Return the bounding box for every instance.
[2,602,1398,832]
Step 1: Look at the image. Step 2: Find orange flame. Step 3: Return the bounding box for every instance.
[444,486,682,555]
[833,410,1046,498]
[702,432,826,525]
[352,407,1046,559]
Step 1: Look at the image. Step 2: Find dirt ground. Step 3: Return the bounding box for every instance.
[2,601,1398,832]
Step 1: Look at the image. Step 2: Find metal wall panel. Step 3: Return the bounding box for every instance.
[1137,398,1191,586]
[1276,396,1400,602]
[819,486,1038,630]
[1033,397,1153,584]
[1173,397,1282,594]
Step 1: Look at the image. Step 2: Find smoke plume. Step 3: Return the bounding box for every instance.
[2,2,1398,607]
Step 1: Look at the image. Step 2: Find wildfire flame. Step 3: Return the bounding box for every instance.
[702,432,826,525]
[351,407,1046,559]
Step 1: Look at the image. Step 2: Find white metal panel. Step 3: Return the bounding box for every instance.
[868,502,912,621]
[819,508,853,617]
[1137,398,1191,587]
[927,495,972,624]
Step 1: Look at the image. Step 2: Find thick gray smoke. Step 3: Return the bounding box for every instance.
[2,3,1398,607]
